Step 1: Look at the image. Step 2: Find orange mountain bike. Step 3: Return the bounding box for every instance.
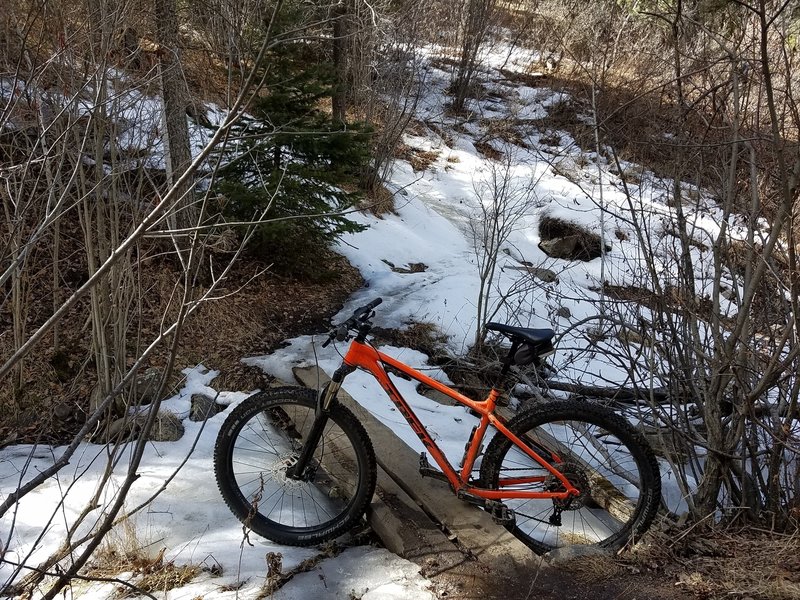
[214,298,661,554]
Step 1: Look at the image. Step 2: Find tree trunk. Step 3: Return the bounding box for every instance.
[154,0,197,232]
[331,0,349,125]
[453,0,496,113]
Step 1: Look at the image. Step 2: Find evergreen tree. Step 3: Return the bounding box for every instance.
[216,16,370,278]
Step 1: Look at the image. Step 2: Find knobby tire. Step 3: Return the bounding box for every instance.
[214,387,377,546]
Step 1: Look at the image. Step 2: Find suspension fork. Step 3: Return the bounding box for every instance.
[285,363,356,480]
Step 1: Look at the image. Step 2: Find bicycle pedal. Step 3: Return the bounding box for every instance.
[486,500,515,525]
[419,452,430,470]
[456,489,484,507]
[419,453,449,482]
[457,492,515,525]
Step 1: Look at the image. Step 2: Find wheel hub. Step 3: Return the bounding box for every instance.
[268,454,309,490]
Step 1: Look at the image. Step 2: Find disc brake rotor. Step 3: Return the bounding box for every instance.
[267,454,309,490]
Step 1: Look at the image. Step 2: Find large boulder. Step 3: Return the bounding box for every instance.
[538,215,611,262]
[89,366,165,417]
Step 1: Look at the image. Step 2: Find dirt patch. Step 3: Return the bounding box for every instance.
[474,139,504,161]
[538,215,610,261]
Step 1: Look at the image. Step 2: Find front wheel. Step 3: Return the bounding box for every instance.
[480,402,661,554]
[214,387,377,546]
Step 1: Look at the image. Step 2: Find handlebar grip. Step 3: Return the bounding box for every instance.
[352,297,383,318]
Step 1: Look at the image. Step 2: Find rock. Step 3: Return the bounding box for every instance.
[105,410,185,442]
[53,402,73,419]
[538,216,611,261]
[131,367,164,405]
[89,384,127,416]
[539,235,611,261]
[90,367,165,418]
[190,394,225,421]
[145,411,184,441]
[539,236,579,260]
[505,265,558,283]
[105,416,129,441]
[530,267,558,283]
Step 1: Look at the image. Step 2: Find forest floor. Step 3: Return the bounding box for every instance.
[416,527,800,600]
[0,250,363,446]
[528,528,800,600]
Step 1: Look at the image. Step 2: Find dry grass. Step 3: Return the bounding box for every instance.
[362,184,396,217]
[478,116,531,150]
[88,548,202,598]
[84,520,212,598]
[558,553,624,584]
[394,143,441,172]
[627,527,800,600]
[473,140,504,161]
[675,530,800,600]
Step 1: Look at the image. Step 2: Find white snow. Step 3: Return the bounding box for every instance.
[0,37,772,599]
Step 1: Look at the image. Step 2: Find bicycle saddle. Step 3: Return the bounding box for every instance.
[486,322,555,346]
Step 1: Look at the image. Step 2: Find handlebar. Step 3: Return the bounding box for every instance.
[352,297,382,318]
[321,297,382,347]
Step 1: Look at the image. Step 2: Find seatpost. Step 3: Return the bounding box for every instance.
[494,339,520,388]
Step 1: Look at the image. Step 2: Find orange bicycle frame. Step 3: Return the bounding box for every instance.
[341,339,579,501]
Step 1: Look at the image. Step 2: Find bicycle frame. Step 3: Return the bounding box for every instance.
[340,339,579,502]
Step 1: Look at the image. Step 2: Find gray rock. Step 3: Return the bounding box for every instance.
[105,410,185,443]
[145,411,184,442]
[89,384,128,416]
[89,367,165,419]
[539,236,579,260]
[530,267,558,283]
[131,367,164,405]
[190,394,224,421]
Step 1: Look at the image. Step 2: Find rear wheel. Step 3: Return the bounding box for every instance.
[480,402,660,554]
[214,387,376,546]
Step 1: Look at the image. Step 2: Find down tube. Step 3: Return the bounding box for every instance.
[352,359,463,485]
